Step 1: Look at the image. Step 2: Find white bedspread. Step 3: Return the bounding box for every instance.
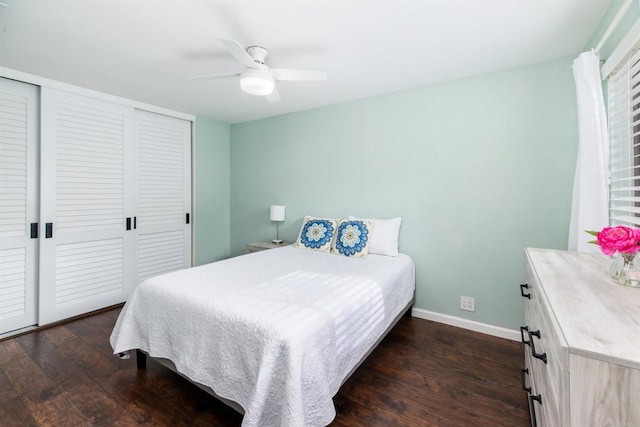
[110,246,415,427]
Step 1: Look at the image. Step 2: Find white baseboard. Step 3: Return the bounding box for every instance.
[411,308,520,342]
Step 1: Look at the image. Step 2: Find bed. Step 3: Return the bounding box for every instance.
[110,245,415,427]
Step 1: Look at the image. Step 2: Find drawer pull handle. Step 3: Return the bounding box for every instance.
[520,368,531,393]
[520,326,530,346]
[520,283,531,299]
[530,394,542,427]
[528,330,548,364]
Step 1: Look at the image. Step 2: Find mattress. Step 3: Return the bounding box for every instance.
[110,246,415,427]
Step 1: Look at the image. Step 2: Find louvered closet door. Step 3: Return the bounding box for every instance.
[0,78,39,335]
[39,88,135,325]
[135,110,191,285]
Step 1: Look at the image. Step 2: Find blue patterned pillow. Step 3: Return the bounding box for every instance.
[295,216,337,252]
[331,219,373,258]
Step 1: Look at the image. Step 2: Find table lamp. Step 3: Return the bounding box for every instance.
[270,205,285,244]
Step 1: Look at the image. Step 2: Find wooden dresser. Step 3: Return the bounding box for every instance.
[521,248,640,426]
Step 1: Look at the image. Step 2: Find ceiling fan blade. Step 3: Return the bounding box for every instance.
[271,68,327,81]
[188,72,241,80]
[220,38,259,69]
[266,87,281,103]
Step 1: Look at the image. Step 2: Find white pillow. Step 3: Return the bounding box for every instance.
[348,216,401,256]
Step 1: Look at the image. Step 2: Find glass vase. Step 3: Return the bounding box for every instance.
[609,252,640,287]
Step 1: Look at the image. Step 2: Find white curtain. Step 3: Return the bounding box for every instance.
[568,50,609,252]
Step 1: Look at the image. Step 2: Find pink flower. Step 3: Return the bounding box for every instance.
[596,226,640,255]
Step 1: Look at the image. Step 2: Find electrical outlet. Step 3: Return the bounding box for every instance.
[460,296,475,312]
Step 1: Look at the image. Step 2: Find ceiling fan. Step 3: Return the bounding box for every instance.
[189,39,327,102]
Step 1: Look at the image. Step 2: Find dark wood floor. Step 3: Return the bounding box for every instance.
[0,308,530,426]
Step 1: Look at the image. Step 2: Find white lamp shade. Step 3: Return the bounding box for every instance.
[270,205,285,222]
[240,70,275,96]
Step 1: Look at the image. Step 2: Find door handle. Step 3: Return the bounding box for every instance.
[45,223,53,238]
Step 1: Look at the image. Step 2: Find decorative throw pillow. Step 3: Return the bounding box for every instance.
[295,216,337,252]
[347,216,401,257]
[331,219,374,258]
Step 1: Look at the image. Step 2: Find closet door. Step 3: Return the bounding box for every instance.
[0,78,39,335]
[135,110,191,285]
[39,88,135,325]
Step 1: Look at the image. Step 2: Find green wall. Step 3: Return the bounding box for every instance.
[585,0,640,54]
[229,57,578,330]
[585,0,640,107]
[193,0,640,332]
[193,117,230,265]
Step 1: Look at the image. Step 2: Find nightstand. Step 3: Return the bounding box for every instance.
[246,241,292,253]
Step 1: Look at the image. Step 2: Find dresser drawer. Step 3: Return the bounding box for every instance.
[531,297,565,402]
[525,271,568,402]
[527,350,560,427]
[523,258,568,426]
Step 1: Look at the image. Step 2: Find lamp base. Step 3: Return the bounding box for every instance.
[272,239,284,244]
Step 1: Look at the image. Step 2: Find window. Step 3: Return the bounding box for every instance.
[608,46,640,226]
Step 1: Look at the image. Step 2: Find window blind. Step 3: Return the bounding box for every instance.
[608,47,640,226]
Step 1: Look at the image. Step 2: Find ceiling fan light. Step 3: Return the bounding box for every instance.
[240,71,275,96]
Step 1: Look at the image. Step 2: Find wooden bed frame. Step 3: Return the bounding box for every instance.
[135,298,414,416]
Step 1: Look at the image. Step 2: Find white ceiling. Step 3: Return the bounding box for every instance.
[0,1,609,124]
